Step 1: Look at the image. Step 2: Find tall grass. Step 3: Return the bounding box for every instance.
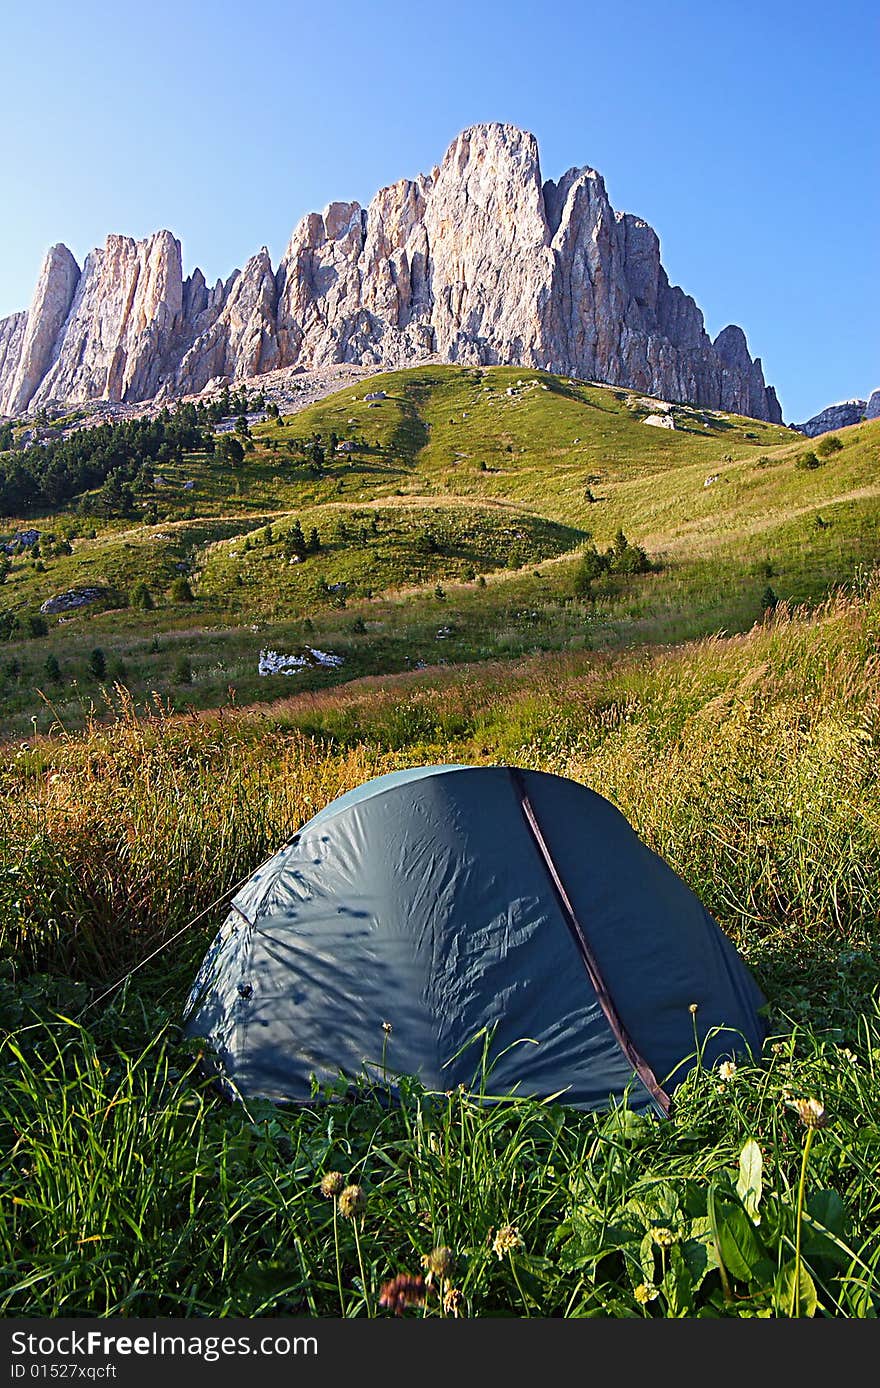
[1,1014,877,1316]
[1,576,879,1315]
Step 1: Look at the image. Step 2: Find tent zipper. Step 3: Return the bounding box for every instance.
[509,768,672,1117]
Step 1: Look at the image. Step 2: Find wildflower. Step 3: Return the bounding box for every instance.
[378,1273,425,1316]
[381,1020,393,1035]
[688,1003,699,1015]
[338,1183,367,1218]
[788,1097,829,1130]
[492,1224,524,1259]
[443,1285,464,1317]
[422,1245,455,1284]
[652,1227,677,1247]
[718,1060,737,1082]
[320,1171,345,1200]
[634,1283,659,1304]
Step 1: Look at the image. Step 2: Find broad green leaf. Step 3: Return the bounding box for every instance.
[626,1181,681,1225]
[601,1108,649,1145]
[714,1201,766,1282]
[736,1138,763,1224]
[802,1189,850,1266]
[806,1189,847,1237]
[639,1230,656,1285]
[558,1211,641,1269]
[774,1261,818,1318]
[680,1234,717,1289]
[662,1245,694,1317]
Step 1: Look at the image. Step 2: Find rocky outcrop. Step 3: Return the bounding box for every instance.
[866,389,880,421]
[0,245,80,415]
[173,248,280,395]
[0,123,783,421]
[0,312,28,414]
[793,400,867,436]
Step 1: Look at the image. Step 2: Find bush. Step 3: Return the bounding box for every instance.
[129,581,154,611]
[88,649,107,681]
[795,452,821,471]
[43,654,61,683]
[817,434,844,457]
[217,435,244,466]
[169,577,194,604]
[573,545,607,597]
[174,656,192,685]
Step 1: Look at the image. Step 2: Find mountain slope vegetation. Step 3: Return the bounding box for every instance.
[0,365,876,737]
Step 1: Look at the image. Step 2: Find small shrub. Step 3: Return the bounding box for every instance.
[43,654,61,683]
[796,452,821,471]
[573,545,607,598]
[88,648,107,681]
[174,656,193,685]
[129,581,154,611]
[817,434,844,457]
[169,577,194,604]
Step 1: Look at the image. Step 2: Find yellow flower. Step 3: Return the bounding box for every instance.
[492,1224,524,1259]
[717,1060,737,1082]
[634,1283,659,1304]
[652,1227,677,1247]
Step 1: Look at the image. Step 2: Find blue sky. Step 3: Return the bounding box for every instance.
[1,0,876,420]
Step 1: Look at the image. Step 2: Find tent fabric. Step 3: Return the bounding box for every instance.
[184,765,766,1114]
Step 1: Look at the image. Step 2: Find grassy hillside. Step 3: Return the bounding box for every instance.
[0,365,877,738]
[1,579,878,1315]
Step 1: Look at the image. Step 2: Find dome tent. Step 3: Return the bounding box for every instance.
[184,765,765,1114]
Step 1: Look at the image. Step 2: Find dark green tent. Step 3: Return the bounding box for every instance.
[184,765,765,1114]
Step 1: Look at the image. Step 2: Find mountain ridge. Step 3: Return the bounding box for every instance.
[0,123,782,422]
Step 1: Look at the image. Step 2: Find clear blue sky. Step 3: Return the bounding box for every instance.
[1,0,877,421]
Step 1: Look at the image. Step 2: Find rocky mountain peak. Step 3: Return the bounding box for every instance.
[0,123,782,421]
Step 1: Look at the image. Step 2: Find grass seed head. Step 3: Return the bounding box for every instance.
[338,1183,367,1218]
[790,1096,829,1130]
[443,1286,464,1317]
[422,1245,456,1282]
[320,1170,345,1199]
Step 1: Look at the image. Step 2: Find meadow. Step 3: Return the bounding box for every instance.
[3,366,877,738]
[1,573,878,1316]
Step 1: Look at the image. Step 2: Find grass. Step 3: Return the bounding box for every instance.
[1,574,880,1315]
[4,366,876,737]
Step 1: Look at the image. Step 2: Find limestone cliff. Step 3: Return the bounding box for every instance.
[0,123,783,421]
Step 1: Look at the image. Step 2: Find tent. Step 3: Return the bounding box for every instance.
[184,764,766,1114]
